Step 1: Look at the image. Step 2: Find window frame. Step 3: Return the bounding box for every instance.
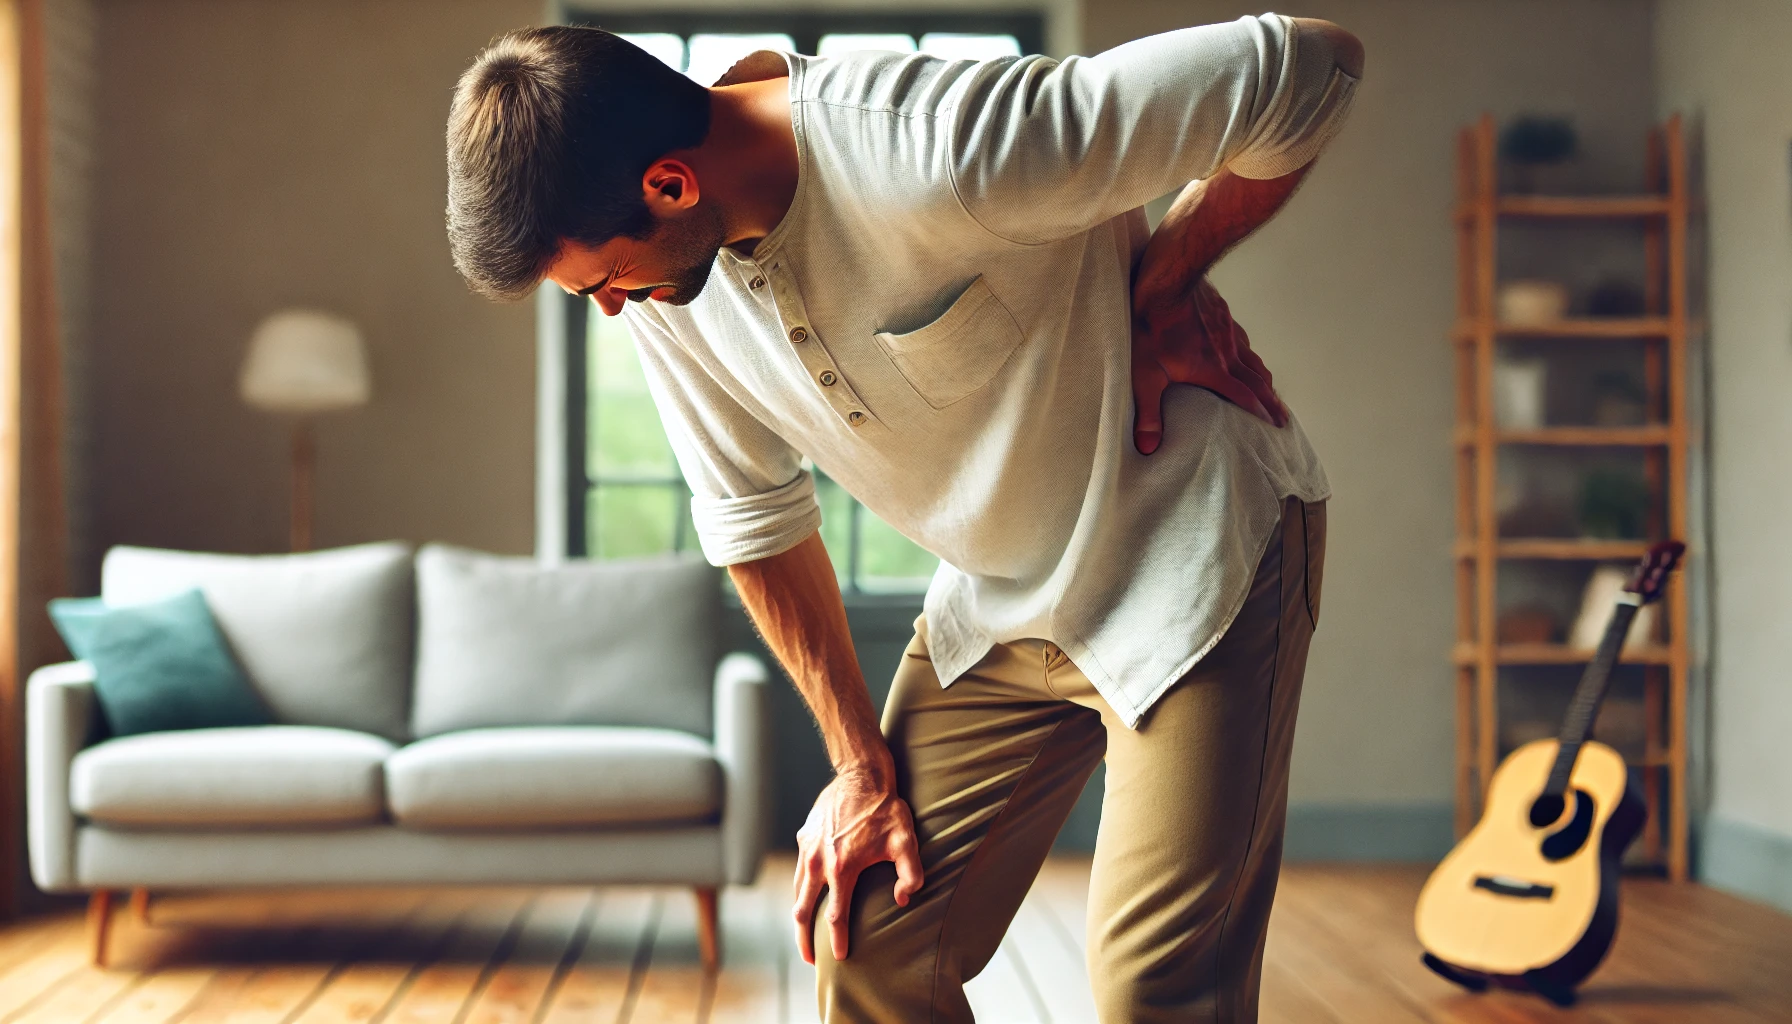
[561,10,1044,61]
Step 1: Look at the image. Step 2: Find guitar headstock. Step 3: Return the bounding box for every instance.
[1624,540,1686,605]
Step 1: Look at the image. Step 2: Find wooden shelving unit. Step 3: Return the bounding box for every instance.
[1453,114,1691,880]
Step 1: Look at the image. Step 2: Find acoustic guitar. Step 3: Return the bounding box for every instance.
[1414,540,1685,1007]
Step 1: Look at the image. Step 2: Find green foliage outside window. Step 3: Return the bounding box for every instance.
[584,311,936,593]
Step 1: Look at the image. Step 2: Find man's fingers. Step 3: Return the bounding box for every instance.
[826,865,862,962]
[890,831,925,907]
[1198,288,1239,357]
[792,858,823,966]
[1132,364,1170,455]
[1237,344,1289,427]
[1211,374,1276,424]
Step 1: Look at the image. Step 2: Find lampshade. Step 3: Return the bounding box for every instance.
[239,309,371,413]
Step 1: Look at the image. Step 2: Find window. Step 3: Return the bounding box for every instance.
[561,11,1043,594]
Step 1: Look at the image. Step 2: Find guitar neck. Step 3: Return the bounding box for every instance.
[1544,597,1640,797]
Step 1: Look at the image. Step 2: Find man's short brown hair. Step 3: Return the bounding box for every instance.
[446,27,711,300]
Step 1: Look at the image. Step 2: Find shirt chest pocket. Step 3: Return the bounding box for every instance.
[873,276,1026,410]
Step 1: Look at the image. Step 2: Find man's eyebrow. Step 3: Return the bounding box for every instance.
[576,266,618,297]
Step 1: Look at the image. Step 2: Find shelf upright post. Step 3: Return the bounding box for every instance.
[1665,113,1691,882]
[1452,125,1479,836]
[1472,114,1500,811]
[1641,124,1668,866]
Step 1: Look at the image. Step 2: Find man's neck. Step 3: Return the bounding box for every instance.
[684,79,799,256]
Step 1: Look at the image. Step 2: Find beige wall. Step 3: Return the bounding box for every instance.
[1655,0,1792,844]
[89,0,544,573]
[1090,0,1659,807]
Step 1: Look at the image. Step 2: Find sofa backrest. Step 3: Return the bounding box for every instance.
[100,543,415,741]
[411,545,720,739]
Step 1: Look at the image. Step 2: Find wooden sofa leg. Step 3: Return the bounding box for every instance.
[695,888,720,971]
[129,888,152,925]
[87,891,115,967]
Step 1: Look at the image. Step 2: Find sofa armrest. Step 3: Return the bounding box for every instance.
[713,652,772,886]
[27,661,99,893]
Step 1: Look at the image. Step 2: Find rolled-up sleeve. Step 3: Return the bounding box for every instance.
[949,13,1359,244]
[624,309,822,566]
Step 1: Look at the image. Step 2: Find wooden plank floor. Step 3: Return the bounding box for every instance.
[4,858,1788,1023]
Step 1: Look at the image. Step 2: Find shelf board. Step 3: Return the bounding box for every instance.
[1459,317,1675,339]
[1453,425,1672,447]
[1493,744,1674,769]
[1453,538,1650,560]
[1454,642,1674,666]
[1455,195,1674,219]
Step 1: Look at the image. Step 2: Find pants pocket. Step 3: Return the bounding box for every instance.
[1302,500,1326,629]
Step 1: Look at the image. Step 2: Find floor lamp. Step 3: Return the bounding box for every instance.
[239,310,370,552]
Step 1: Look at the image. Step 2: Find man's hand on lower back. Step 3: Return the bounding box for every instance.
[792,765,924,965]
[1129,166,1314,454]
[1131,274,1287,454]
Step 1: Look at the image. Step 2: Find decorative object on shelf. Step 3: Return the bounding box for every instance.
[1589,370,1649,427]
[1497,280,1570,327]
[1569,564,1658,652]
[1498,115,1578,193]
[1586,279,1647,318]
[1577,468,1650,539]
[1493,355,1548,428]
[1497,606,1559,644]
[1453,113,1691,879]
[239,309,371,552]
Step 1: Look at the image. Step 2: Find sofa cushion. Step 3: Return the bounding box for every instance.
[101,543,414,741]
[71,726,394,827]
[384,727,722,829]
[48,590,273,736]
[410,547,718,738]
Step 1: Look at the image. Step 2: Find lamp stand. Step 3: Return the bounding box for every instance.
[290,419,314,552]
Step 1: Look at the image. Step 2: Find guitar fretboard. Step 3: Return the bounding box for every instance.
[1544,597,1640,798]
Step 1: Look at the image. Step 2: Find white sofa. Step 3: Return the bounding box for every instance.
[26,543,771,967]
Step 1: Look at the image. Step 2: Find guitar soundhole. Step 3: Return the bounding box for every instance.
[1528,793,1565,828]
[1539,789,1596,861]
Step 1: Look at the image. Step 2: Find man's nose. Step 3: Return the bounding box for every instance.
[592,290,625,317]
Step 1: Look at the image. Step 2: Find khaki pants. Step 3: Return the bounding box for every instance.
[814,497,1325,1023]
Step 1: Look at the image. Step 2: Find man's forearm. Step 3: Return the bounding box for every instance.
[728,530,892,780]
[1133,166,1308,301]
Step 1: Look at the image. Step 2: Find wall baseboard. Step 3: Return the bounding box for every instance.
[1282,803,1456,863]
[1699,816,1792,914]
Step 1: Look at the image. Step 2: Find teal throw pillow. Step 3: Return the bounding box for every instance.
[48,589,272,736]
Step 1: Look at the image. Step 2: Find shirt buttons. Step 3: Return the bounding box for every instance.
[790,327,808,343]
[819,370,837,387]
[848,411,866,426]
[749,276,765,290]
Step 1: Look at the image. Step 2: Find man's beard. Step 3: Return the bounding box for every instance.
[626,205,727,307]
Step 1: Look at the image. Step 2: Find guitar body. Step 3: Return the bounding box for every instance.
[1416,739,1645,989]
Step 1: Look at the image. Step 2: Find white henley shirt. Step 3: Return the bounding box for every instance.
[620,13,1358,726]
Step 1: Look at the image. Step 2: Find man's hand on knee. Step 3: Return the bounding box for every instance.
[793,766,924,964]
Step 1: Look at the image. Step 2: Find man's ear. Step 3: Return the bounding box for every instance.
[642,158,701,213]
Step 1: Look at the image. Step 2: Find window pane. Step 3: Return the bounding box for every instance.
[812,470,855,587]
[589,483,684,559]
[918,33,1022,60]
[686,33,796,86]
[618,32,685,72]
[817,33,916,58]
[587,311,678,480]
[857,513,940,593]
